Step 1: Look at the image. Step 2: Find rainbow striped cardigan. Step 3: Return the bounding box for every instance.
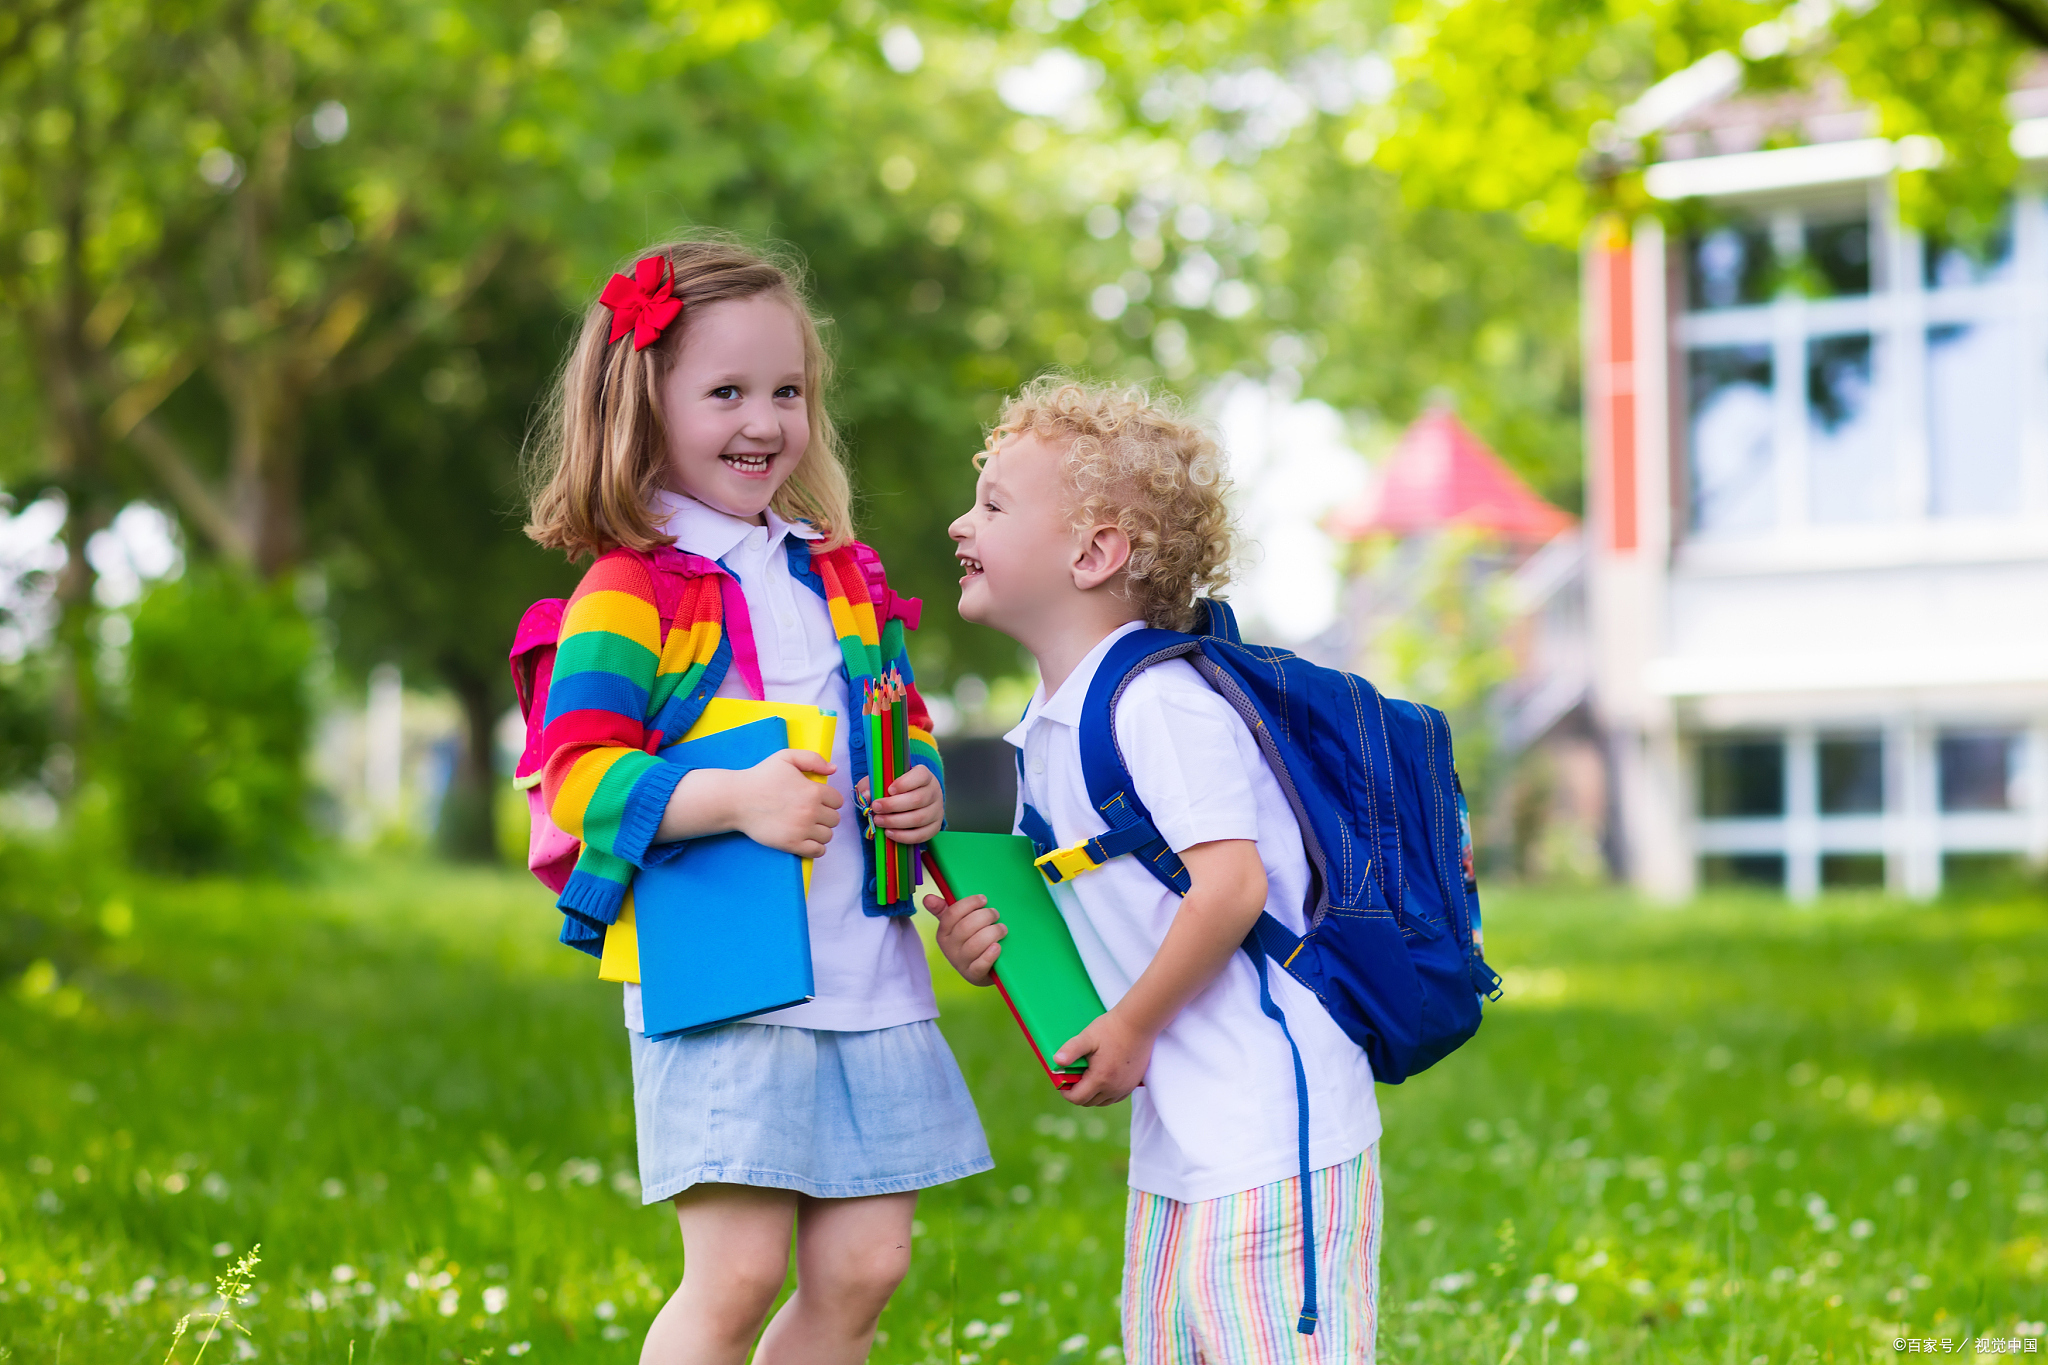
[510,537,942,955]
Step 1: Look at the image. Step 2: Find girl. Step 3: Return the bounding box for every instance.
[523,237,992,1364]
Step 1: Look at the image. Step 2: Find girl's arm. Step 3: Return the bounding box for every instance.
[538,553,687,869]
[1053,838,1268,1107]
[542,553,845,862]
[657,751,843,858]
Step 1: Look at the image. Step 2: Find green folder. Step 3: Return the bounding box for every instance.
[925,830,1106,1090]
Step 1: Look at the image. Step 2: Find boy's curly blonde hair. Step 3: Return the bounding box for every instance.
[985,377,1239,632]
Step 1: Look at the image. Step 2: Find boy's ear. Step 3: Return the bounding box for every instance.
[1071,523,1132,591]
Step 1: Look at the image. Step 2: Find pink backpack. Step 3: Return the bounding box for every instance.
[508,537,922,896]
[507,552,694,894]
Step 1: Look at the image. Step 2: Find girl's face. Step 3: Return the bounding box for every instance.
[658,294,810,523]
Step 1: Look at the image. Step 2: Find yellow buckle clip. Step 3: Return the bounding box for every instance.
[1034,842,1100,885]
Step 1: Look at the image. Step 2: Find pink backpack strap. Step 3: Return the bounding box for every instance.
[844,539,922,630]
[509,597,566,786]
[645,544,764,701]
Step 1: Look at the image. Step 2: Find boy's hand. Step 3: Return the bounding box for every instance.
[726,750,842,858]
[1053,1010,1156,1107]
[924,891,1004,985]
[861,765,944,844]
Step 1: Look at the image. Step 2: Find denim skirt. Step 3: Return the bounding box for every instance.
[628,1020,994,1202]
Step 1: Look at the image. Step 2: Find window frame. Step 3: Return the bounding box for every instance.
[1673,185,2048,546]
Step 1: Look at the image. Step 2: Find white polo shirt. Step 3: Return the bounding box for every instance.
[622,492,938,1035]
[1005,621,1381,1203]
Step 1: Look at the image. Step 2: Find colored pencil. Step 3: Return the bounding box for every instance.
[890,668,913,894]
[866,682,886,898]
[877,671,895,902]
[885,677,903,901]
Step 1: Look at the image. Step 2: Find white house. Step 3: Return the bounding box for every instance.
[1585,67,2048,899]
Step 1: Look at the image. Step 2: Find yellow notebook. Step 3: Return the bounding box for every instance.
[598,699,836,983]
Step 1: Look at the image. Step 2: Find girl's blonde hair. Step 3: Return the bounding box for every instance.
[985,377,1239,632]
[525,234,853,559]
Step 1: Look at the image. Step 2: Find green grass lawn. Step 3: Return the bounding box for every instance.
[2,863,2044,1364]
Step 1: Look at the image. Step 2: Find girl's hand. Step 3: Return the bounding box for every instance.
[1053,1010,1156,1107]
[862,764,944,844]
[719,749,842,857]
[655,751,842,853]
[924,891,1004,986]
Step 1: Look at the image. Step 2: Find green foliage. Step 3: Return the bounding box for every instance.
[0,830,120,990]
[112,570,315,873]
[305,248,581,860]
[0,654,57,790]
[1,866,2041,1360]
[1359,527,1521,846]
[1830,0,2030,229]
[1,0,1596,714]
[1375,0,2035,242]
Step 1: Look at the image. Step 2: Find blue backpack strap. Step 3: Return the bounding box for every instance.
[1074,623,1319,1335]
[1013,726,1151,874]
[1246,931,1319,1335]
[1061,629,1205,894]
[1014,748,1059,858]
[1014,702,1157,879]
[1195,596,1242,643]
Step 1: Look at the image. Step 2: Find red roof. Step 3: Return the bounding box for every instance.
[1326,408,1574,545]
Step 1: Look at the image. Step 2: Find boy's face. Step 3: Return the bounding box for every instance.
[949,433,1083,637]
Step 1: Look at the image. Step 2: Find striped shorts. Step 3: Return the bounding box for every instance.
[1122,1146,1381,1365]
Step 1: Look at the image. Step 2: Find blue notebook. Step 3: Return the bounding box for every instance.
[637,717,814,1039]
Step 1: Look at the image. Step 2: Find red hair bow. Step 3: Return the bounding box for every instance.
[599,255,685,350]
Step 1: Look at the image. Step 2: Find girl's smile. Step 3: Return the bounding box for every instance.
[660,295,811,522]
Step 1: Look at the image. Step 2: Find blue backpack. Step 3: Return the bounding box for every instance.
[1018,600,1500,1335]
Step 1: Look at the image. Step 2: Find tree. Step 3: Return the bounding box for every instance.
[1370,0,2034,241]
[0,0,551,795]
[4,0,1609,860]
[302,251,576,860]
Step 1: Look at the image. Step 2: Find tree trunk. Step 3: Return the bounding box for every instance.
[47,496,107,798]
[438,661,502,862]
[230,358,304,579]
[39,78,109,793]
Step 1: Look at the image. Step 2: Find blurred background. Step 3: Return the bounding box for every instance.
[2,0,2044,1361]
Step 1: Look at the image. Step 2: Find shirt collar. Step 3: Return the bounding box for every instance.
[1003,620,1148,746]
[650,490,821,563]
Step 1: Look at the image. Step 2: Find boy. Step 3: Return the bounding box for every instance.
[929,378,1384,1363]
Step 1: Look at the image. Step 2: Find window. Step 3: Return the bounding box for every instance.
[1925,211,2015,289]
[1804,217,1872,296]
[1689,346,1776,535]
[1820,852,1885,888]
[1942,852,2026,889]
[1689,224,1775,310]
[1807,334,1887,523]
[1938,730,2020,812]
[1928,322,2022,518]
[1699,736,1785,818]
[1673,195,2033,539]
[1701,853,1787,888]
[1818,734,1884,814]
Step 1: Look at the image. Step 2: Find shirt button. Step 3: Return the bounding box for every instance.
[1030,756,1046,774]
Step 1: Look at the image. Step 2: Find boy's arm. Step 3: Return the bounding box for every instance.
[1055,838,1267,1107]
[927,891,1004,984]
